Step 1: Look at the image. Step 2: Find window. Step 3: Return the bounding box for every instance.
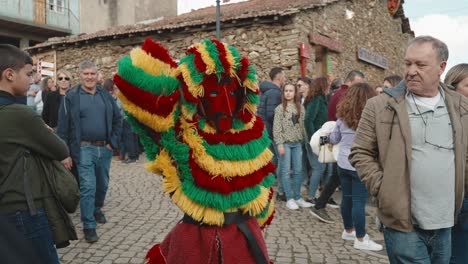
[48,0,64,13]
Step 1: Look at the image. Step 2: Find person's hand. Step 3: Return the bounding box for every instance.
[61,157,73,170]
[106,144,113,151]
[278,145,285,156]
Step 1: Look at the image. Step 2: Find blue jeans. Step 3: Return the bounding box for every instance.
[78,144,112,229]
[307,148,332,198]
[0,208,59,264]
[384,226,451,264]
[278,142,303,200]
[338,167,368,238]
[269,142,283,193]
[451,198,468,263]
[302,143,311,185]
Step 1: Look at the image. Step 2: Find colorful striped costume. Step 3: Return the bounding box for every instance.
[114,38,275,263]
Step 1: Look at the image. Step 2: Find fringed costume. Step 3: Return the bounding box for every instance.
[115,38,275,264]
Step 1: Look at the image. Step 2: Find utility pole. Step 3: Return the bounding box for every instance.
[216,0,221,39]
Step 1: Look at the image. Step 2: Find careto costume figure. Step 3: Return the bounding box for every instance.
[115,38,275,264]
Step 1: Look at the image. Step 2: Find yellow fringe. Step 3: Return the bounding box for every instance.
[180,118,272,177]
[244,102,257,116]
[224,47,237,75]
[130,48,176,77]
[178,63,204,98]
[118,93,175,132]
[149,149,226,225]
[243,79,258,93]
[200,115,257,134]
[256,198,275,227]
[239,186,269,215]
[181,104,195,121]
[197,43,216,75]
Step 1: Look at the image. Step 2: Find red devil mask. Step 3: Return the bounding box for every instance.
[198,74,245,132]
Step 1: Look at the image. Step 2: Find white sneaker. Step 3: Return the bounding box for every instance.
[295,198,313,208]
[341,230,356,241]
[286,199,299,210]
[353,234,383,251]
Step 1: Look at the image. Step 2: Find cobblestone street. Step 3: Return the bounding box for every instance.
[58,158,389,264]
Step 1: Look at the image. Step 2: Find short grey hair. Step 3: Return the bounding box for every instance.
[408,36,449,62]
[345,70,365,83]
[79,60,97,71]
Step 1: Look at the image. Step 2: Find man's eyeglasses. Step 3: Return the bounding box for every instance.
[412,94,453,151]
[58,77,70,81]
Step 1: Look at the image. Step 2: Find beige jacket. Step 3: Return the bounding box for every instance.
[349,81,468,232]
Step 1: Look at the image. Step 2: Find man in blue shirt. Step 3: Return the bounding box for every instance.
[57,60,121,243]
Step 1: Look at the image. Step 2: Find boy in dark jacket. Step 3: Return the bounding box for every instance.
[0,44,72,264]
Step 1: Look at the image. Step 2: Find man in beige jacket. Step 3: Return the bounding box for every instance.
[350,36,468,263]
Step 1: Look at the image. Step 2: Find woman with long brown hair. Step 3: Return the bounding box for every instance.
[303,77,331,203]
[273,83,312,210]
[329,82,382,251]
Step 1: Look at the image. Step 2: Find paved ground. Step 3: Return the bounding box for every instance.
[58,157,390,264]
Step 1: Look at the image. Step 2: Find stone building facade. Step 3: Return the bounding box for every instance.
[27,0,413,87]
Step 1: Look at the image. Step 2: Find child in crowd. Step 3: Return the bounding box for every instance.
[273,83,313,210]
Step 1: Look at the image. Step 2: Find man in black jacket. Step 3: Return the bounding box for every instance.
[57,60,121,243]
[0,44,72,264]
[257,67,286,199]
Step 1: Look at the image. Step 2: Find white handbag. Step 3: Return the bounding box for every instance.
[309,121,339,163]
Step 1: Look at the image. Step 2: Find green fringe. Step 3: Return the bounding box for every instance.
[180,97,197,114]
[246,65,257,83]
[124,111,159,161]
[180,173,275,211]
[198,118,206,130]
[202,129,271,161]
[232,118,245,130]
[227,46,242,71]
[246,92,259,105]
[256,200,271,219]
[202,39,224,75]
[180,54,205,85]
[161,124,274,211]
[118,56,179,96]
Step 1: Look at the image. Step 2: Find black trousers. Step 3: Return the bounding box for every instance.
[315,163,340,209]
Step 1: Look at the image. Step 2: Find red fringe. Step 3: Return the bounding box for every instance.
[189,155,275,194]
[237,57,250,81]
[268,187,274,201]
[187,47,207,73]
[260,209,275,229]
[238,111,254,124]
[180,76,199,104]
[145,244,166,264]
[114,75,179,117]
[198,117,265,145]
[141,37,178,69]
[211,39,231,74]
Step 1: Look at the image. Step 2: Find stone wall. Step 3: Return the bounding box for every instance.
[295,0,411,86]
[50,0,411,88]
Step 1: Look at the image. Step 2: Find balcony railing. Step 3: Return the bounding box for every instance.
[0,0,79,34]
